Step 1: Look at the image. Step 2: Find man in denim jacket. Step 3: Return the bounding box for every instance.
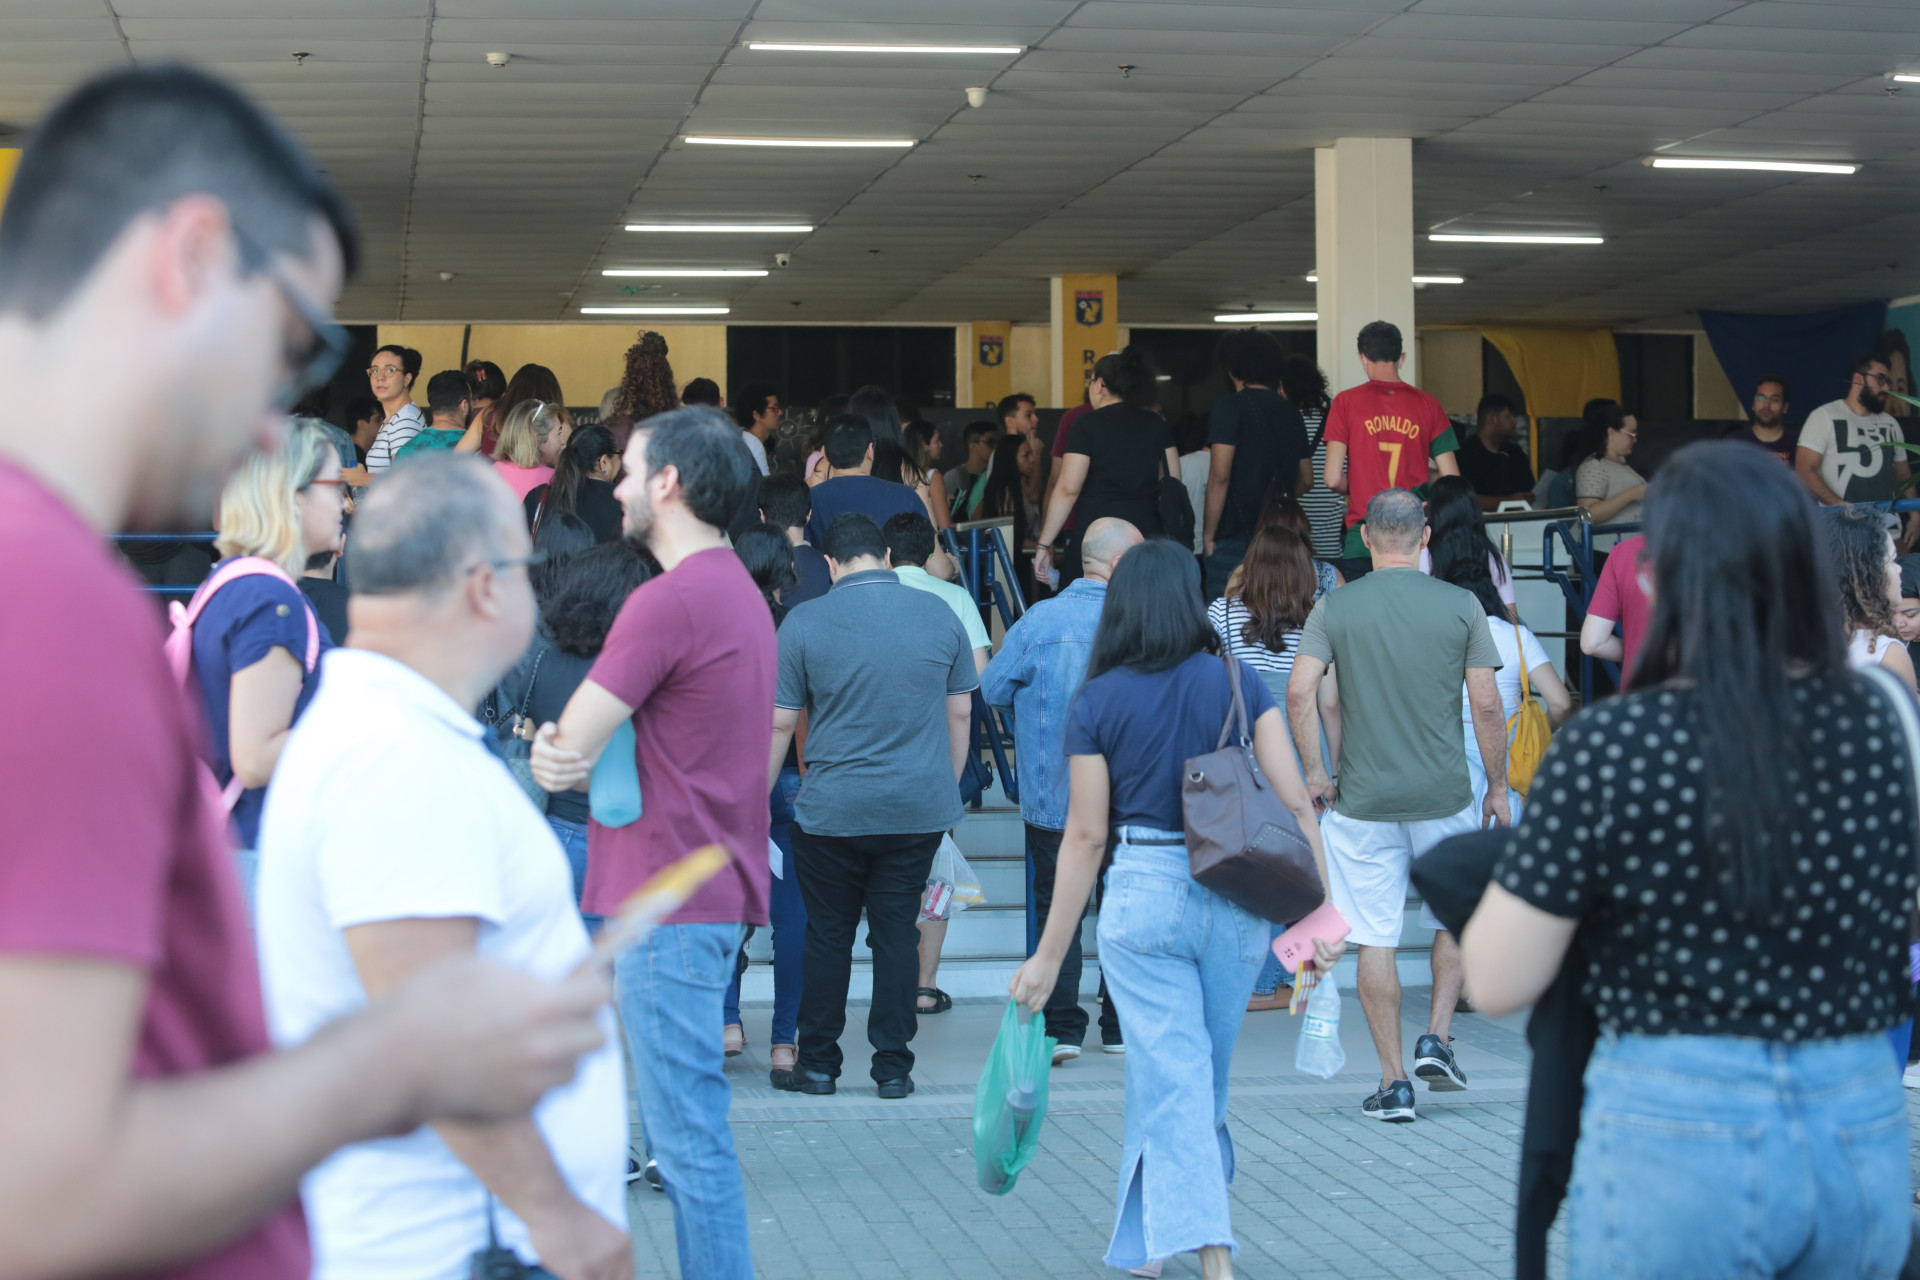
[982,518,1141,1058]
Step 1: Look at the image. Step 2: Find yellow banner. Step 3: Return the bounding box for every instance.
[971,320,1012,409]
[0,151,20,218]
[1051,273,1117,408]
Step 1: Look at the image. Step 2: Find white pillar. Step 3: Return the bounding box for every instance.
[1314,138,1416,394]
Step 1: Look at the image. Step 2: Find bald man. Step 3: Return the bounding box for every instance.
[982,517,1143,1057]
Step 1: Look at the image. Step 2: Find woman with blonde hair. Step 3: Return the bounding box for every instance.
[176,421,346,903]
[492,399,571,500]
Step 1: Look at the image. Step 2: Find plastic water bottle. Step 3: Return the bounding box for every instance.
[1293,971,1347,1080]
[590,720,643,827]
[979,1079,1038,1194]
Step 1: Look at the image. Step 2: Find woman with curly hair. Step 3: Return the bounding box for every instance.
[609,331,677,449]
[1829,504,1917,690]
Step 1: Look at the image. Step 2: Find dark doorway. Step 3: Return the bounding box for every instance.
[727,326,956,412]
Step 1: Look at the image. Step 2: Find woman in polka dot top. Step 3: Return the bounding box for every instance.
[1460,442,1919,1279]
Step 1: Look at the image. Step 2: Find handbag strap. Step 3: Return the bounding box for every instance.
[1215,650,1252,750]
[514,642,547,721]
[1512,618,1533,704]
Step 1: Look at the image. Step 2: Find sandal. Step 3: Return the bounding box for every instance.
[916,987,952,1014]
[723,1024,746,1057]
[1128,1262,1164,1278]
[769,1043,797,1070]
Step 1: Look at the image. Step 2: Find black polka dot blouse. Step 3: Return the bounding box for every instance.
[1493,677,1919,1040]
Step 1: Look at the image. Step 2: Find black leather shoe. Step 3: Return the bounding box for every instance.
[876,1075,915,1099]
[772,1067,834,1095]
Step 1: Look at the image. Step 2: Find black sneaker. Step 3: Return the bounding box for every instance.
[1362,1079,1417,1122]
[1413,1033,1468,1092]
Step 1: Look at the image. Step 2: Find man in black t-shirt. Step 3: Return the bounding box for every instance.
[1202,330,1310,600]
[1455,393,1535,511]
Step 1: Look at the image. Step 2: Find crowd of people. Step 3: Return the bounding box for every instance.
[8,61,1920,1280]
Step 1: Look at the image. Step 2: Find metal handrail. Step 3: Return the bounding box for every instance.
[113,531,218,597]
[939,521,1026,809]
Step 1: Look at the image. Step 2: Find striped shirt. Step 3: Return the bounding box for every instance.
[1206,561,1337,699]
[365,403,427,473]
[1294,408,1347,560]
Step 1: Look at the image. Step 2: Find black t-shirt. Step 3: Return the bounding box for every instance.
[1206,387,1309,541]
[495,635,596,825]
[1495,678,1919,1041]
[789,542,831,608]
[1456,431,1535,499]
[526,478,623,544]
[1722,421,1801,465]
[297,577,350,649]
[1066,403,1174,538]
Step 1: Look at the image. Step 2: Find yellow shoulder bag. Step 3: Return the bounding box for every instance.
[1507,620,1553,797]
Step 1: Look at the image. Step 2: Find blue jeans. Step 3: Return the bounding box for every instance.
[544,815,601,930]
[724,766,807,1044]
[1568,1030,1910,1279]
[1096,827,1267,1270]
[615,923,754,1280]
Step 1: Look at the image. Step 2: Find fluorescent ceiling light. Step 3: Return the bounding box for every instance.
[602,268,768,278]
[580,306,730,316]
[747,41,1024,55]
[626,223,813,234]
[1429,233,1603,245]
[1646,156,1856,174]
[1214,312,1316,324]
[683,135,915,148]
[1304,273,1464,284]
[1892,73,1920,83]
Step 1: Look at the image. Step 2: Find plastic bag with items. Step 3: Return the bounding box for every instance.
[973,999,1055,1195]
[920,833,984,921]
[1293,968,1346,1080]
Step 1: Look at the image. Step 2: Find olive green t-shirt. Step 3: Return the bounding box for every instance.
[1296,567,1502,822]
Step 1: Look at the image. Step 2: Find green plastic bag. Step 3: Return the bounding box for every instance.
[973,999,1056,1195]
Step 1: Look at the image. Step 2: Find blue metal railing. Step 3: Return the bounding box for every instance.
[938,521,1028,812]
[114,531,218,598]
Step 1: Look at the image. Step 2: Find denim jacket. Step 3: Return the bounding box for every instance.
[980,578,1107,830]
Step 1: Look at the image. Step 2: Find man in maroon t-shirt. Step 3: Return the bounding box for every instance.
[1580,534,1651,690]
[534,407,776,1280]
[0,66,612,1280]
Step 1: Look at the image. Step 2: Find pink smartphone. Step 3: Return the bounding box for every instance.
[1271,902,1350,970]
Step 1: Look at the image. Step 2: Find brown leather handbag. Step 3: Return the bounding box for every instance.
[1182,653,1326,923]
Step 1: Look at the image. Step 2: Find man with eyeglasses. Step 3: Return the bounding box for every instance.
[1722,375,1798,464]
[0,65,614,1280]
[1797,352,1907,507]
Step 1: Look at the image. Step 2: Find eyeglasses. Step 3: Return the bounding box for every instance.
[466,552,547,577]
[1862,371,1892,387]
[231,223,349,412]
[367,364,406,378]
[1753,393,1786,405]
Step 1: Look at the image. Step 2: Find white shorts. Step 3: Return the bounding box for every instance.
[1321,802,1481,948]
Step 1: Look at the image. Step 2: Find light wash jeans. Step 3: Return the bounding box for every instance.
[1567,1030,1910,1279]
[615,922,754,1280]
[1096,827,1267,1270]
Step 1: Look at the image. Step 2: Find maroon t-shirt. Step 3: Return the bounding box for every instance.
[584,547,776,924]
[0,462,309,1278]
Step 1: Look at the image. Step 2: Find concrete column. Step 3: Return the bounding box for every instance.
[1314,138,1415,394]
[1049,274,1117,409]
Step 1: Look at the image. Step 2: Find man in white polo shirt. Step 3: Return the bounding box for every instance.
[257,455,628,1280]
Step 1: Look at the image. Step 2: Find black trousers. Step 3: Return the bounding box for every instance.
[791,827,941,1082]
[1027,823,1123,1047]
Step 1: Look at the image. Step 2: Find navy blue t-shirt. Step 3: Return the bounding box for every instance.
[1208,387,1310,542]
[805,475,926,547]
[789,541,832,607]
[1065,649,1277,831]
[190,562,334,848]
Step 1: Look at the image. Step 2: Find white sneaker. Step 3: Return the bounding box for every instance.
[1102,1039,1126,1054]
[1051,1044,1082,1067]
[1903,1061,1920,1090]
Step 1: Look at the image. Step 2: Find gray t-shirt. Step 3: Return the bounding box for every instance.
[1296,567,1502,822]
[776,568,978,836]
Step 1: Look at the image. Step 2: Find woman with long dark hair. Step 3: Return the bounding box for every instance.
[1830,504,1919,691]
[1282,355,1344,560]
[902,420,953,531]
[478,361,564,457]
[526,424,622,542]
[972,431,1044,598]
[1462,442,1918,1278]
[1034,347,1180,585]
[720,524,811,1083]
[1422,474,1517,618]
[1011,540,1339,1280]
[847,384,908,486]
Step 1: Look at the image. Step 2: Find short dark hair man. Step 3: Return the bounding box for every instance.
[768,512,977,1099]
[681,376,721,407]
[393,368,475,457]
[1797,352,1906,507]
[1202,328,1311,600]
[804,413,926,546]
[533,405,776,1280]
[943,420,999,520]
[0,64,609,1280]
[1456,392,1535,510]
[345,392,383,460]
[1286,488,1506,1124]
[757,472,830,606]
[998,393,1039,438]
[1321,320,1461,574]
[1722,375,1798,465]
[730,380,781,476]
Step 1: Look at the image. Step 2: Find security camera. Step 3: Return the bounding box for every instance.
[774,253,792,268]
[965,87,987,109]
[485,51,510,68]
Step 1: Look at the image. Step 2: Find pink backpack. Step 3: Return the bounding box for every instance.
[163,556,320,815]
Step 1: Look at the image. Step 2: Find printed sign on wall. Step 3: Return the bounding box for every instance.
[972,319,1012,409]
[1051,274,1118,408]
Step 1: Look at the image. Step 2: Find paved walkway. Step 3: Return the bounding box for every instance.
[626,986,1560,1278]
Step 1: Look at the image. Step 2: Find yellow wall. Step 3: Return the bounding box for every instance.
[1009,325,1052,407]
[1416,329,1484,416]
[1050,274,1118,409]
[375,323,728,410]
[1693,332,1744,420]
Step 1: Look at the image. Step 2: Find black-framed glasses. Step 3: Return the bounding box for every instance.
[467,552,547,577]
[231,222,350,411]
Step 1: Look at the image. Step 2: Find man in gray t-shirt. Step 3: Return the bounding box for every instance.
[1286,488,1508,1125]
[767,513,976,1097]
